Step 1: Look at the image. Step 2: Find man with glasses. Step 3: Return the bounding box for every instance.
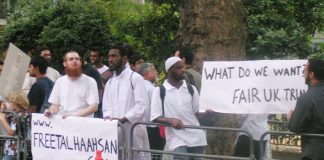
[44,50,99,118]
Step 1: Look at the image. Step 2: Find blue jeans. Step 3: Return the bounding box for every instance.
[2,155,14,160]
[173,146,204,160]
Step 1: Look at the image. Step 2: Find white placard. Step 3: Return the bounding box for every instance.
[32,114,118,160]
[0,43,31,98]
[199,60,307,114]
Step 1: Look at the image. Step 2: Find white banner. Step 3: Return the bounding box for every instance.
[32,114,118,160]
[199,60,307,114]
[0,43,30,98]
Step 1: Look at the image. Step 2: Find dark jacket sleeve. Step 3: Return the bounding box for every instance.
[288,96,313,133]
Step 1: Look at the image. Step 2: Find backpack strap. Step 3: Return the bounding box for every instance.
[159,85,166,117]
[186,80,194,97]
[185,71,197,89]
[159,81,193,117]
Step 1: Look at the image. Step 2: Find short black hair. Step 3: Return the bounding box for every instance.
[122,43,134,59]
[35,46,50,54]
[91,47,105,57]
[129,54,144,65]
[0,61,3,65]
[177,47,194,65]
[30,55,48,74]
[70,45,86,58]
[109,44,128,57]
[308,58,324,81]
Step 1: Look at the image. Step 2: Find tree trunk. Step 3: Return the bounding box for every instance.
[176,0,247,156]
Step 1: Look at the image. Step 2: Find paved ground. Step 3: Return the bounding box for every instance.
[272,151,301,160]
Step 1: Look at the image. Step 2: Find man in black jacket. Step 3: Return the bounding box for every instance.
[288,56,324,160]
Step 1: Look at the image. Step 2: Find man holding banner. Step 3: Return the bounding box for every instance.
[288,56,324,160]
[151,56,207,159]
[102,44,150,159]
[44,50,99,118]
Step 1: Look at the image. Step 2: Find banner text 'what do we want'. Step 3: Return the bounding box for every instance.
[199,60,307,114]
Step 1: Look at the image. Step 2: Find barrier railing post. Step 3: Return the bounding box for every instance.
[259,130,324,160]
[130,121,255,160]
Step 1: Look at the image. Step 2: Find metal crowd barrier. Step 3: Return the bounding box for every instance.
[259,131,324,160]
[0,111,22,160]
[129,122,256,160]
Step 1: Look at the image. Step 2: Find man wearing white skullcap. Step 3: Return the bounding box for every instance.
[165,56,182,72]
[150,56,207,159]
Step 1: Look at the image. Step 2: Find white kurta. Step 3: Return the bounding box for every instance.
[102,67,150,159]
[48,74,99,118]
[238,114,270,140]
[46,67,61,82]
[150,80,207,151]
[144,80,155,122]
[96,65,109,74]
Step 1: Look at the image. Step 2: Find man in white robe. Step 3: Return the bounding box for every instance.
[102,44,150,160]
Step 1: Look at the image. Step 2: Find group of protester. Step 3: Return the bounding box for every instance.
[0,43,323,160]
[0,44,206,160]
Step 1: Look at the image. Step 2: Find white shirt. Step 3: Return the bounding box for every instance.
[96,65,109,74]
[46,67,61,82]
[102,67,148,123]
[238,114,270,140]
[22,73,36,94]
[144,80,155,122]
[48,74,99,118]
[150,80,207,150]
[102,67,150,159]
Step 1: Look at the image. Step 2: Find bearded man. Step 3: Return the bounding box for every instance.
[288,56,324,160]
[44,50,99,118]
[102,44,150,159]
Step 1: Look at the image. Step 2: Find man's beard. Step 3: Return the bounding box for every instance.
[65,66,82,77]
[305,75,311,85]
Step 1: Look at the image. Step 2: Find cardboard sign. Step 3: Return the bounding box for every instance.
[0,43,30,98]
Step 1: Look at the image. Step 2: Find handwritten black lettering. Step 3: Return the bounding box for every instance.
[254,66,268,77]
[33,120,52,128]
[232,88,260,104]
[33,133,118,154]
[238,67,251,78]
[264,89,280,101]
[283,88,306,101]
[204,67,234,80]
[273,66,303,76]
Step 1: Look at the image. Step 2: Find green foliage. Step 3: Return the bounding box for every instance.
[244,0,324,59]
[108,0,179,71]
[0,0,113,70]
[1,0,322,71]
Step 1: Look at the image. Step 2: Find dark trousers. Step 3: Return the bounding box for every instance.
[147,127,165,159]
[234,135,267,160]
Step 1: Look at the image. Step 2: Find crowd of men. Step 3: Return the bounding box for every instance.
[0,43,323,160]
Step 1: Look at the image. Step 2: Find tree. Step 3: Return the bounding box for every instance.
[176,0,246,155]
[108,0,179,68]
[0,0,113,71]
[175,0,323,156]
[244,0,324,59]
